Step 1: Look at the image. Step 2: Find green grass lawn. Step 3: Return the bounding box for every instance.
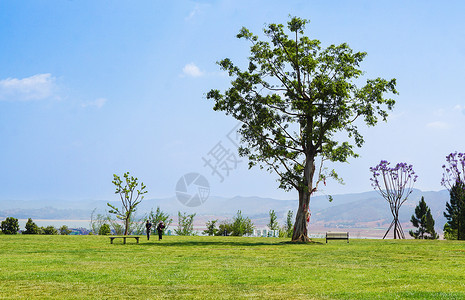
[0,235,464,299]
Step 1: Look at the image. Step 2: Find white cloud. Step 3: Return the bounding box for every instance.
[0,73,55,101]
[182,63,204,78]
[185,5,201,21]
[454,104,465,115]
[426,121,450,130]
[81,98,107,109]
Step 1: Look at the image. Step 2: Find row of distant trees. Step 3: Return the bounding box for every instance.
[370,152,465,240]
[0,217,72,235]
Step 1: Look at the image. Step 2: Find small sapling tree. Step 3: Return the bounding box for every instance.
[268,210,279,231]
[207,16,397,242]
[175,212,196,236]
[203,219,218,236]
[108,172,147,236]
[231,210,254,236]
[284,210,294,238]
[147,206,173,233]
[409,197,438,239]
[370,161,418,239]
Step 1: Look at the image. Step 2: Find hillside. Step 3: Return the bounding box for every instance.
[0,189,450,236]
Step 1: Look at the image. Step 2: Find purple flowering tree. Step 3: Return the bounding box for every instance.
[441,152,465,190]
[369,161,418,239]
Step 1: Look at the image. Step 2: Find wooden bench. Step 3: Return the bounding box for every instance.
[109,236,140,244]
[326,232,349,243]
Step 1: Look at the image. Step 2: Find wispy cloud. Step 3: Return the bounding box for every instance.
[182,63,204,78]
[426,121,450,130]
[81,97,107,109]
[454,104,465,115]
[0,73,56,101]
[185,5,201,21]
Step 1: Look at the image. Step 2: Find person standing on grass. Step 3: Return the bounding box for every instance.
[157,221,165,241]
[145,220,152,240]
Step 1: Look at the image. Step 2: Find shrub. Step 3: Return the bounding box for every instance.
[203,220,218,236]
[231,210,254,236]
[59,225,71,235]
[42,226,58,235]
[99,224,111,235]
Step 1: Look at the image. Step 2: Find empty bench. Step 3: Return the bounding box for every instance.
[326,232,349,243]
[109,236,140,244]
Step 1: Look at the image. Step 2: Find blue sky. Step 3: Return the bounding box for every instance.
[0,1,464,202]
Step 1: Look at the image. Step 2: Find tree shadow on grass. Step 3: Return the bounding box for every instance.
[135,239,324,247]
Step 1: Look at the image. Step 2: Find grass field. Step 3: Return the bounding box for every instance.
[0,235,464,299]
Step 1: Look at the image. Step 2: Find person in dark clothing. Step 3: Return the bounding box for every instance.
[156,221,165,241]
[145,220,152,240]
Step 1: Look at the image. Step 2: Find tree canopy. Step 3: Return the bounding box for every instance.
[207,16,397,241]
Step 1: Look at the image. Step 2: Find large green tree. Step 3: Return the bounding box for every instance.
[207,17,397,241]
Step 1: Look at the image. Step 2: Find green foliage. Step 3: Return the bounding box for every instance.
[207,16,396,241]
[59,225,72,235]
[443,222,457,240]
[212,211,255,237]
[444,182,465,240]
[230,210,254,236]
[1,217,19,234]
[284,210,294,238]
[203,219,218,236]
[108,172,148,236]
[409,197,438,239]
[23,218,41,234]
[268,210,279,231]
[147,206,173,232]
[174,212,196,236]
[98,224,111,235]
[42,226,58,235]
[216,221,233,236]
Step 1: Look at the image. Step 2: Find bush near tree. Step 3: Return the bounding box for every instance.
[409,197,438,239]
[42,226,58,235]
[98,224,111,235]
[230,210,254,236]
[59,225,71,235]
[204,220,218,236]
[1,217,19,234]
[175,212,196,236]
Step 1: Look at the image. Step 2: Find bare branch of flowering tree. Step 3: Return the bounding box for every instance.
[441,152,465,191]
[369,160,418,239]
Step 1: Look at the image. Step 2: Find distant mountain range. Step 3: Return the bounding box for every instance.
[0,189,451,235]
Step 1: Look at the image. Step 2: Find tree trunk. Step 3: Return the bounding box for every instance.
[292,188,311,242]
[124,218,129,236]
